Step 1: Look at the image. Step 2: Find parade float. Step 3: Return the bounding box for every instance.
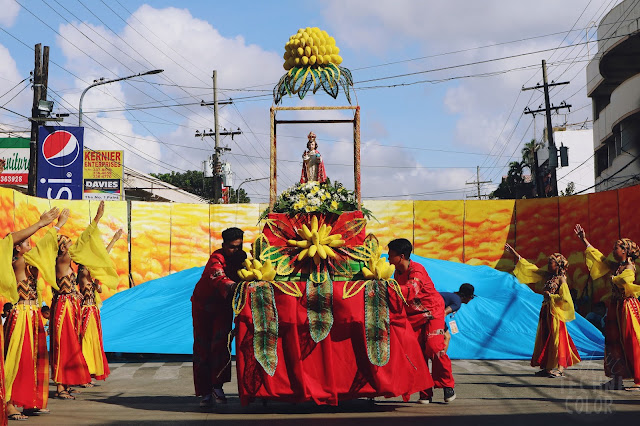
[231,27,432,405]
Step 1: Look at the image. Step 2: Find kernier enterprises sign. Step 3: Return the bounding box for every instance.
[0,137,30,185]
[83,150,124,200]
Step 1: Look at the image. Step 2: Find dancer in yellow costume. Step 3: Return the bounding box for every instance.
[1,207,68,421]
[575,224,640,391]
[52,201,120,398]
[505,244,581,378]
[74,202,122,384]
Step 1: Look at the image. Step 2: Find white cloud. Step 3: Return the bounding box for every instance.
[0,43,31,133]
[54,5,283,177]
[321,0,604,189]
[0,0,19,27]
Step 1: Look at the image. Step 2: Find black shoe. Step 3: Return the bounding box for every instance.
[444,387,456,403]
[213,388,227,404]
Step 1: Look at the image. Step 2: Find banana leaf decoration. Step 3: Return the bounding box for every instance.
[234,253,303,376]
[251,283,279,376]
[342,240,405,366]
[274,64,354,104]
[232,281,249,315]
[364,279,390,366]
[252,233,270,261]
[307,276,333,343]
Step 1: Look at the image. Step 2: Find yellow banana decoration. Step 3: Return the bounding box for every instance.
[287,217,346,265]
[362,248,395,280]
[283,28,343,71]
[237,258,277,282]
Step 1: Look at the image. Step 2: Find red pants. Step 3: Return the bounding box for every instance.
[415,317,453,398]
[192,304,232,396]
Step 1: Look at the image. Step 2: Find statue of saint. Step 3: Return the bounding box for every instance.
[300,132,327,184]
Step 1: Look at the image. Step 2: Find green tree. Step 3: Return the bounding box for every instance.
[227,186,251,203]
[490,161,535,199]
[521,138,544,174]
[150,170,251,203]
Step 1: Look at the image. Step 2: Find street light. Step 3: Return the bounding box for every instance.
[78,69,164,126]
[237,177,269,204]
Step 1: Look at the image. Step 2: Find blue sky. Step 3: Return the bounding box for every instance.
[0,0,617,202]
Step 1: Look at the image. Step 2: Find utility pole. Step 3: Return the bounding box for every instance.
[28,44,49,196]
[195,70,241,203]
[212,70,221,203]
[466,166,491,199]
[522,60,571,197]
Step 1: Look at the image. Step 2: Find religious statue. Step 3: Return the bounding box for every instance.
[300,132,327,184]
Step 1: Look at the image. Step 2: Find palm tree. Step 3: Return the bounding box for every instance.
[521,138,545,174]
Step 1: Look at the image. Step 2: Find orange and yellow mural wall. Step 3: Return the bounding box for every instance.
[2,185,640,313]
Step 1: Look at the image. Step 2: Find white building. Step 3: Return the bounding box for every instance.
[553,129,595,195]
[587,0,640,192]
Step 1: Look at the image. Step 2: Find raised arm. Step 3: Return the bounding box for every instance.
[93,201,105,225]
[56,208,70,230]
[504,243,522,261]
[574,224,591,248]
[11,207,59,243]
[106,229,123,253]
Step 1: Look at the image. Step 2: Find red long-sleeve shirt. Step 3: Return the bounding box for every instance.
[191,248,246,310]
[395,260,445,329]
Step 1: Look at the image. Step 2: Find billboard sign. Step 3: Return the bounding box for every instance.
[0,137,30,185]
[83,150,124,200]
[37,126,84,199]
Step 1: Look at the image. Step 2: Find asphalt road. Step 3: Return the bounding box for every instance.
[23,359,639,425]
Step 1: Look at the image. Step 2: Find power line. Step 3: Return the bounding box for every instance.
[574,152,640,195]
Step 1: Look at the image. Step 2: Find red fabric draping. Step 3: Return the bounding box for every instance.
[235,281,433,406]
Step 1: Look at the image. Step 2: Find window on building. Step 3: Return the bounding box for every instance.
[596,146,608,176]
[608,139,617,167]
[593,95,610,120]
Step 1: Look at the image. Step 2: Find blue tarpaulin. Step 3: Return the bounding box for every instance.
[101,254,604,359]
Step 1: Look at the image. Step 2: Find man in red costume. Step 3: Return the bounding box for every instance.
[388,238,450,404]
[191,227,246,408]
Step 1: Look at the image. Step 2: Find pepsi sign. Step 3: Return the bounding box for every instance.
[37,126,84,199]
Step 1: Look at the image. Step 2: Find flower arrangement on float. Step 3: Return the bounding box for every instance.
[259,179,373,221]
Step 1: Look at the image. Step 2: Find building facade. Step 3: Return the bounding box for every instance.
[587,0,640,191]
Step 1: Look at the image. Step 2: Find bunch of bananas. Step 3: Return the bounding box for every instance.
[362,248,396,280]
[237,258,277,281]
[283,27,343,70]
[287,216,345,265]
